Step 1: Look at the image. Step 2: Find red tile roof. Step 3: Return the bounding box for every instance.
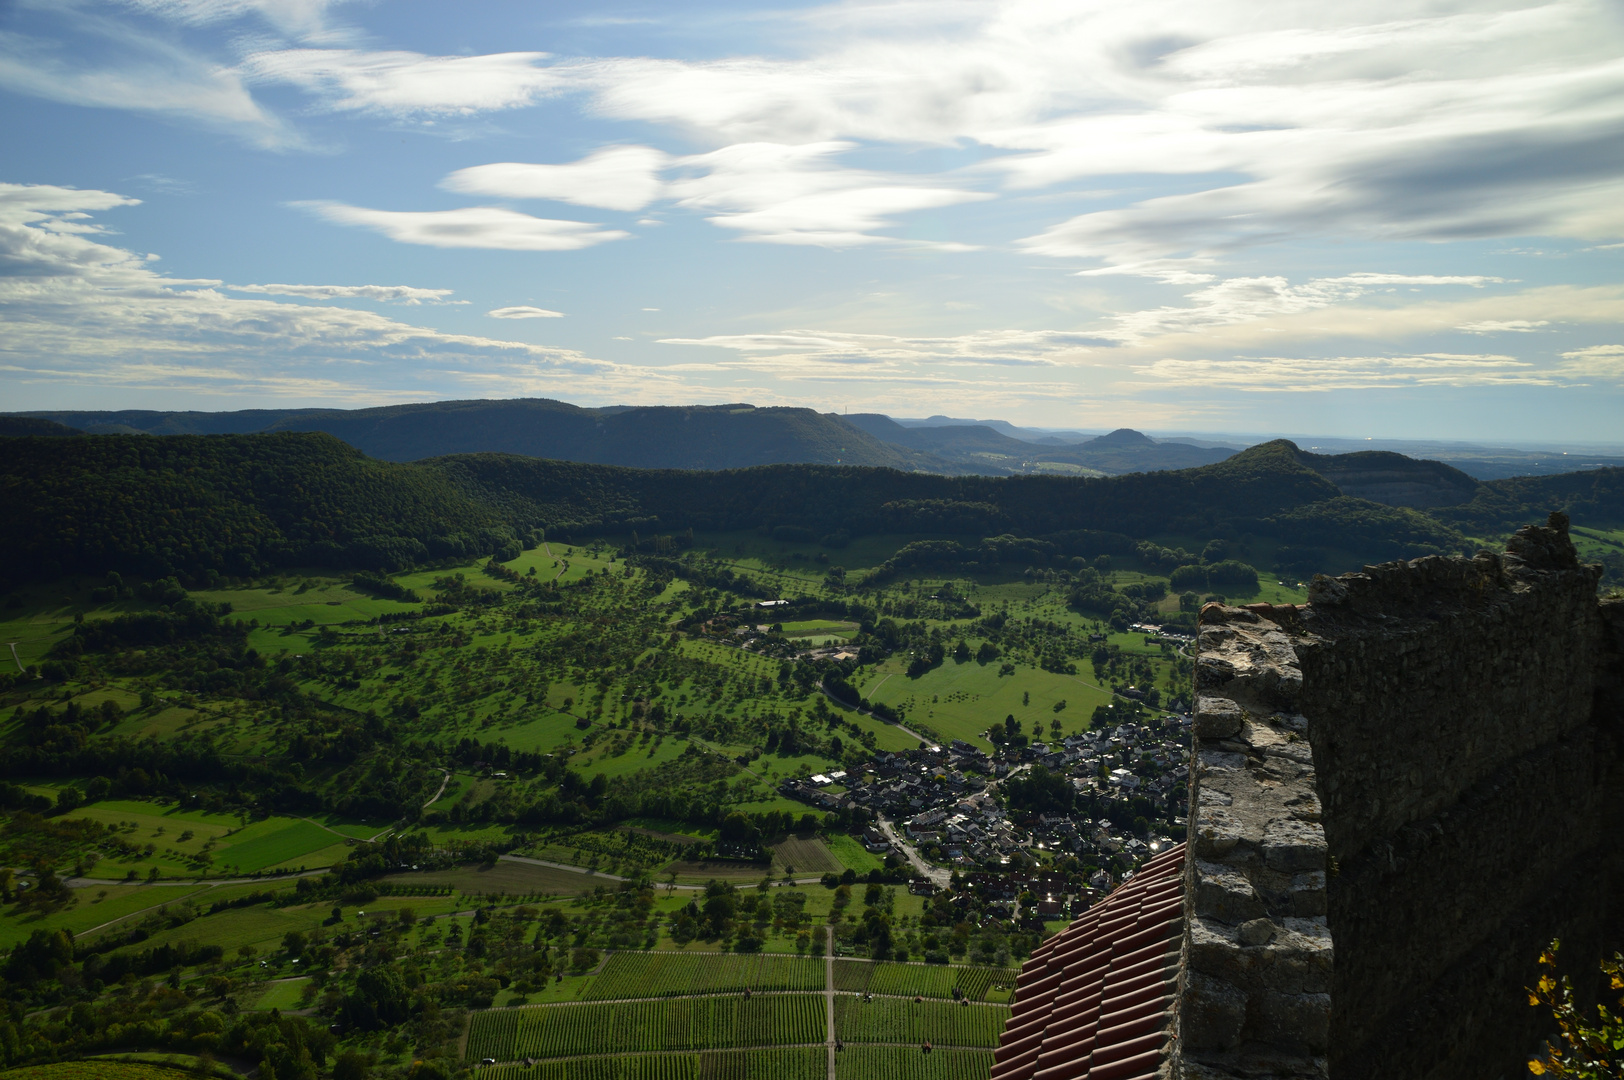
[990,843,1186,1080]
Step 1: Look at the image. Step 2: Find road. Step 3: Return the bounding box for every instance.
[6,643,22,673]
[875,819,950,888]
[496,853,832,892]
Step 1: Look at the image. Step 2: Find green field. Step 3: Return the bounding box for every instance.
[484,1048,827,1080]
[833,997,1008,1048]
[832,961,1019,1002]
[466,995,828,1059]
[583,952,824,1000]
[835,1046,994,1080]
[253,977,312,1011]
[0,1064,206,1080]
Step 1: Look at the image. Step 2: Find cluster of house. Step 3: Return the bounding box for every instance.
[780,713,1193,909]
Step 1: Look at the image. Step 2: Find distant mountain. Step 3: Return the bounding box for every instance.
[847,416,1235,476]
[12,399,958,473]
[5,430,1619,588]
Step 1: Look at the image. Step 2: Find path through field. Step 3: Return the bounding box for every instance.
[6,643,21,673]
[825,924,837,1080]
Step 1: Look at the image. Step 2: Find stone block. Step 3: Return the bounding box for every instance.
[1182,970,1248,1051]
[1262,818,1326,872]
[1194,860,1267,925]
[1197,696,1246,738]
[1252,991,1331,1053]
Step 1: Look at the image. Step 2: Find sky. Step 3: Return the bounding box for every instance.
[2,0,1623,442]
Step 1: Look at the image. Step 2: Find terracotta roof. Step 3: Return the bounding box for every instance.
[990,843,1186,1080]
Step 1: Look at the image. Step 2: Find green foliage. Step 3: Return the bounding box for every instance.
[0,431,512,586]
[1527,940,1624,1078]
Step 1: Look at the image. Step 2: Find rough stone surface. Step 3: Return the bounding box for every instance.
[1171,514,1624,1080]
[1171,515,1624,1080]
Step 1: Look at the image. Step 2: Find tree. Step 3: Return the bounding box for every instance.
[1527,939,1623,1077]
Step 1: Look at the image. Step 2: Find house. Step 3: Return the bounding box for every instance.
[756,599,789,608]
[861,827,892,853]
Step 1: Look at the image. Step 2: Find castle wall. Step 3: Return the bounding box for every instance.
[1177,515,1623,1080]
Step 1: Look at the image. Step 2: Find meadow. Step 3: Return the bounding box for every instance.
[466,994,828,1058]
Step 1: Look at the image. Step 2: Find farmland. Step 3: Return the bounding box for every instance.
[465,994,828,1058]
[833,997,1009,1048]
[835,1046,995,1080]
[583,953,823,1000]
[831,961,1019,1002]
[484,1048,827,1080]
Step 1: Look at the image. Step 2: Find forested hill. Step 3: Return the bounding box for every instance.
[14,398,952,473]
[0,432,516,585]
[2,431,1620,588]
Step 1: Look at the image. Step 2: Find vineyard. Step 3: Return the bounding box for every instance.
[830,961,1019,1002]
[483,1048,827,1080]
[467,995,827,1059]
[832,997,1009,1048]
[584,952,825,1001]
[833,1046,994,1080]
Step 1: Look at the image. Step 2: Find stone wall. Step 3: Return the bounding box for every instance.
[1173,514,1624,1080]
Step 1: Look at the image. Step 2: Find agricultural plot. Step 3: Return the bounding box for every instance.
[832,961,1019,1002]
[769,834,841,876]
[834,1046,994,1080]
[484,1048,826,1080]
[0,1064,201,1080]
[585,952,824,1000]
[833,997,1009,1048]
[467,995,827,1060]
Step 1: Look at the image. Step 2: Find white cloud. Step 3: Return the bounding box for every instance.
[1099,274,1503,345]
[489,306,565,319]
[665,141,991,247]
[0,22,292,147]
[1133,353,1554,391]
[1558,343,1624,379]
[0,182,650,401]
[444,146,669,212]
[297,203,630,251]
[660,328,1103,371]
[229,283,457,303]
[117,0,350,38]
[1457,319,1550,334]
[240,49,569,115]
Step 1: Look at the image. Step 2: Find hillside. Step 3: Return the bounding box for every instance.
[844,415,1236,476]
[0,431,514,585]
[16,399,952,472]
[5,432,1620,590]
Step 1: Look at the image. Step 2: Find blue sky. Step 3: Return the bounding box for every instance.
[2,0,1622,441]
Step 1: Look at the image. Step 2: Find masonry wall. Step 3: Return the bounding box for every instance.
[1177,515,1624,1080]
[1175,516,1624,1078]
[1295,516,1622,1080]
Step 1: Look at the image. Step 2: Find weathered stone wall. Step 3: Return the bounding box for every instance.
[1174,607,1332,1080]
[1295,515,1621,1080]
[1173,514,1624,1080]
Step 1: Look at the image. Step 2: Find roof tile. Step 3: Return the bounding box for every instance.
[990,843,1185,1080]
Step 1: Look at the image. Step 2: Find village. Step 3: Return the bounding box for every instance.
[777,703,1192,929]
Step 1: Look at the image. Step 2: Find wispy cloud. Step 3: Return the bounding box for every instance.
[0,183,653,402]
[241,49,570,115]
[489,306,565,319]
[1133,353,1552,391]
[295,202,630,251]
[1458,319,1550,334]
[444,146,669,212]
[229,283,458,303]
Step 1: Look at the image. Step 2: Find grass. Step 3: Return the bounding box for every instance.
[0,1064,211,1080]
[861,657,1114,747]
[582,952,823,1000]
[0,883,213,949]
[377,861,608,896]
[823,834,883,875]
[253,977,312,1011]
